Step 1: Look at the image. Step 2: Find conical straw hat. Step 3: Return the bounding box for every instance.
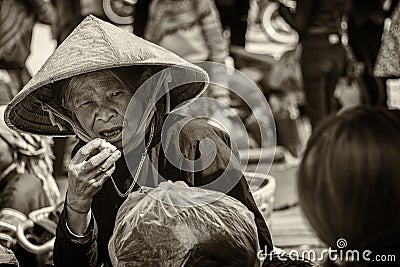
[5,15,208,136]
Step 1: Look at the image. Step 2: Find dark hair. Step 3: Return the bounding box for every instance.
[298,107,400,266]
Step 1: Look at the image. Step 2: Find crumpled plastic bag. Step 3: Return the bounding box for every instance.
[108,182,260,267]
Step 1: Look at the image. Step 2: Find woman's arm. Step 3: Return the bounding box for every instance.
[53,207,98,266]
[53,139,121,266]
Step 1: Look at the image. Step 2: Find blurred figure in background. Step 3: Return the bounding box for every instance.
[375,1,400,78]
[298,107,400,266]
[144,0,228,64]
[215,0,250,47]
[0,0,56,103]
[278,0,351,129]
[50,0,83,44]
[51,0,135,44]
[0,5,59,261]
[0,106,60,266]
[144,0,229,124]
[348,0,399,107]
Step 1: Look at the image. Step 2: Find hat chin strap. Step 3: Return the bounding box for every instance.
[164,71,171,113]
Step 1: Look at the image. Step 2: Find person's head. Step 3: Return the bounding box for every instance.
[0,105,60,204]
[53,66,161,148]
[298,107,400,263]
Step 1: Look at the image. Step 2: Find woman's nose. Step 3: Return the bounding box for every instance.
[95,105,117,122]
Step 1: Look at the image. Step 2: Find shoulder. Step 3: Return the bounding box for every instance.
[165,114,231,144]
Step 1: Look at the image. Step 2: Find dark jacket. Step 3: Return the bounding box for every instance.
[279,0,351,41]
[54,113,273,266]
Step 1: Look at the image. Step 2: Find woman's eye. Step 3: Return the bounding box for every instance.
[111,91,122,97]
[78,101,93,108]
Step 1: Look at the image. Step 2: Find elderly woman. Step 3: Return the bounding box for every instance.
[0,105,59,266]
[5,16,273,266]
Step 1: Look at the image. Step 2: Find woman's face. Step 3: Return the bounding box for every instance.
[67,72,142,149]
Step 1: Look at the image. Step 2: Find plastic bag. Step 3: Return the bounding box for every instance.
[108,182,260,267]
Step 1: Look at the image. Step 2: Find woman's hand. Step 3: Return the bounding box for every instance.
[66,138,121,214]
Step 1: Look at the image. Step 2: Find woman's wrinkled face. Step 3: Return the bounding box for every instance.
[66,72,142,148]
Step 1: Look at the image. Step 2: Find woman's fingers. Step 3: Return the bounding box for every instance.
[67,139,119,204]
[83,150,121,177]
[71,138,103,164]
[81,146,117,171]
[90,164,116,188]
[99,150,121,171]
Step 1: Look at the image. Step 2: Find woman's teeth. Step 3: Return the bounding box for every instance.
[101,129,121,138]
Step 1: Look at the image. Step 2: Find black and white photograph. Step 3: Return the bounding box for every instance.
[0,0,399,266]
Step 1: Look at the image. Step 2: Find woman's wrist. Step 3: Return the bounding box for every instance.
[66,192,92,214]
[66,201,90,214]
[65,198,92,236]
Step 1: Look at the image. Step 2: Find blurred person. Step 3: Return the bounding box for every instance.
[375,1,400,78]
[5,16,273,266]
[0,0,56,104]
[215,0,250,47]
[348,0,399,107]
[51,0,135,44]
[50,0,82,44]
[144,0,229,123]
[0,106,60,266]
[0,3,58,263]
[298,107,400,266]
[278,0,351,129]
[144,0,228,64]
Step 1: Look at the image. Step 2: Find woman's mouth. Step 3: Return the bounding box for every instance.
[98,127,122,142]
